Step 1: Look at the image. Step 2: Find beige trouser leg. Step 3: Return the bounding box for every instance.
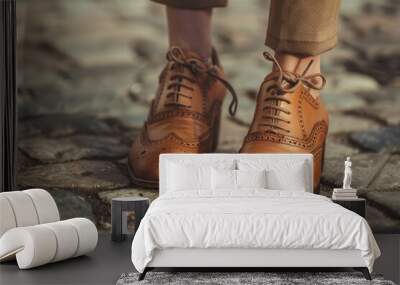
[150,0,227,9]
[151,0,341,55]
[266,0,341,55]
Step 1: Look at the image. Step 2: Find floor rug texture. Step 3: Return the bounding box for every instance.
[116,272,395,285]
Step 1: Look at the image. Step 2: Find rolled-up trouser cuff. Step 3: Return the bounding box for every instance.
[151,0,228,9]
[265,0,341,56]
[265,34,338,56]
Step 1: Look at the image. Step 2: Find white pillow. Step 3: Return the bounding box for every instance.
[167,163,211,191]
[238,159,307,191]
[236,169,267,189]
[211,169,267,190]
[166,159,236,171]
[266,162,307,191]
[211,168,237,190]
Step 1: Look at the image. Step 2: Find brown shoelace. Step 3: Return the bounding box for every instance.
[259,51,326,134]
[164,46,238,117]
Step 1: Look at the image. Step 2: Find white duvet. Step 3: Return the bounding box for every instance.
[131,190,380,273]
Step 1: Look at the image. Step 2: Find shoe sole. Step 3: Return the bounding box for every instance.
[127,141,325,192]
[127,162,159,189]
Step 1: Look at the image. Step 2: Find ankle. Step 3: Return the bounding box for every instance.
[168,43,211,62]
[274,52,321,76]
[167,7,212,62]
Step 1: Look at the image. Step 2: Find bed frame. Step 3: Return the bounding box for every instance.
[139,154,372,281]
[140,248,371,280]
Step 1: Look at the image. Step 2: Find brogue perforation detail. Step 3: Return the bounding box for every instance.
[149,110,208,124]
[200,80,208,115]
[244,120,328,150]
[141,128,212,148]
[303,90,320,109]
[128,47,231,186]
[139,104,223,149]
[298,93,307,139]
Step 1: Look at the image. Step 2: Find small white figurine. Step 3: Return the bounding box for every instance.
[342,157,352,189]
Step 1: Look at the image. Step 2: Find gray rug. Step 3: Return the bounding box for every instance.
[117,272,395,285]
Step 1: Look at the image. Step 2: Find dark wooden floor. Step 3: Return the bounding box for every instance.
[1,234,398,284]
[0,233,133,285]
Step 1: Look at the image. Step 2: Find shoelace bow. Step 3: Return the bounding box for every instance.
[259,51,326,134]
[164,46,238,116]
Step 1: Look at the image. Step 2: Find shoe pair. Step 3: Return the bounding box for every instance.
[128,47,328,193]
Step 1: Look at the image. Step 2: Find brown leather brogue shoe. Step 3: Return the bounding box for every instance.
[240,52,329,193]
[128,47,238,188]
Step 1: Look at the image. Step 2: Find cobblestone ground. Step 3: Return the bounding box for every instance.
[16,0,400,233]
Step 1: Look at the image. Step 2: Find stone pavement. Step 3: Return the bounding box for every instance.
[16,0,400,232]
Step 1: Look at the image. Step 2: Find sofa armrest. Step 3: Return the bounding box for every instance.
[0,218,98,269]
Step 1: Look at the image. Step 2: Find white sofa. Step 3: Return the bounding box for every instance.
[0,189,98,269]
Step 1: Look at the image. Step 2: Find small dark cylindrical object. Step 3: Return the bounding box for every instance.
[111,197,150,242]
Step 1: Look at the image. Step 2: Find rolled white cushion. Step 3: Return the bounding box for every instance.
[42,221,79,262]
[0,189,60,239]
[23,189,60,224]
[0,196,17,237]
[0,226,57,269]
[66,218,98,257]
[0,218,98,269]
[0,191,39,227]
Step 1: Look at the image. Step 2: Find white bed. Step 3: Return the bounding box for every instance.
[131,154,380,280]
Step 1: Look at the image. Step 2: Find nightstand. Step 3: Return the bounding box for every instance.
[332,198,366,218]
[111,197,150,242]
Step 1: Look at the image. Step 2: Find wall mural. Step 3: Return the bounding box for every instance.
[15,0,400,234]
